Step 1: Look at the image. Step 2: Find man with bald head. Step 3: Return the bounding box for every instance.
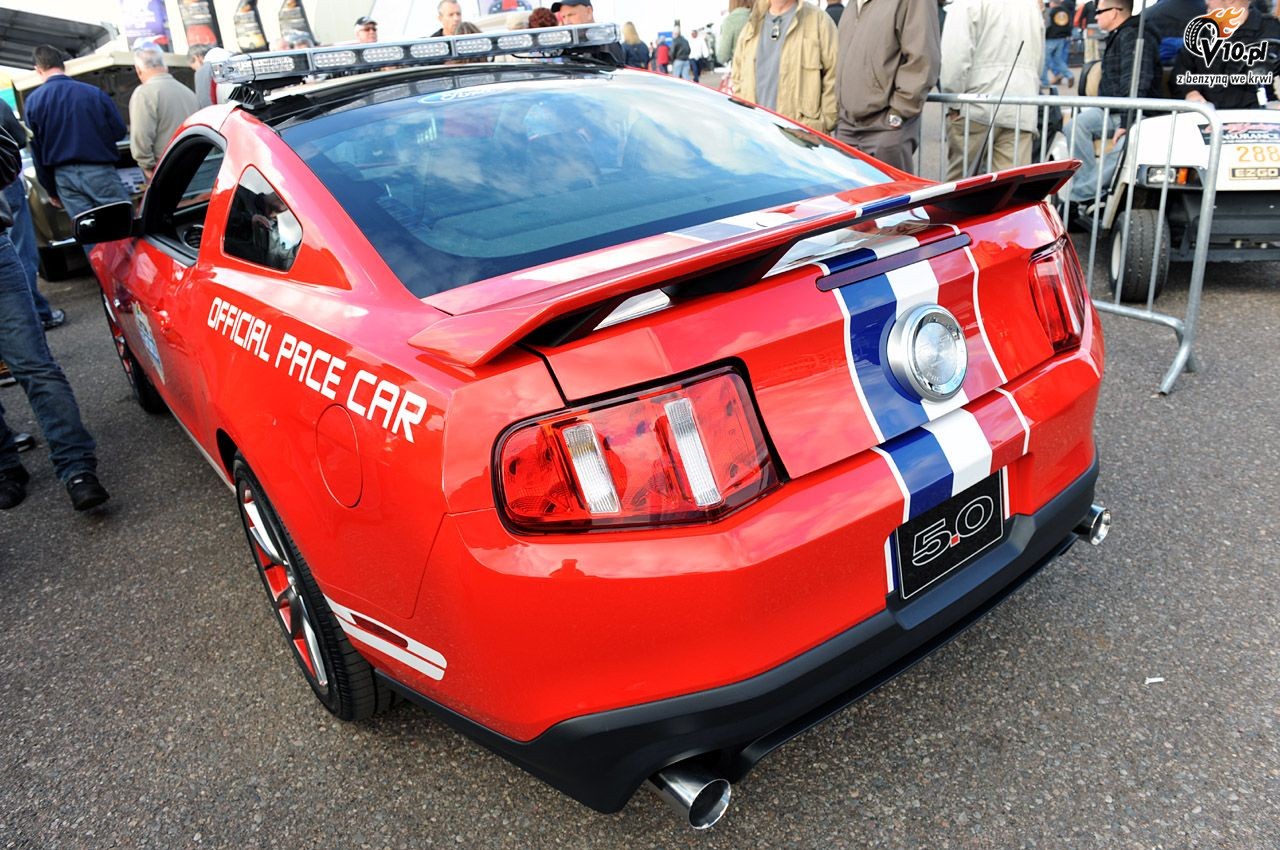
[129,44,198,178]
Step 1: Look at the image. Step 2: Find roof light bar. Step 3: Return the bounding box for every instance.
[210,23,620,86]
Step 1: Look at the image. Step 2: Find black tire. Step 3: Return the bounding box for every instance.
[1108,208,1169,303]
[100,294,169,415]
[233,456,394,721]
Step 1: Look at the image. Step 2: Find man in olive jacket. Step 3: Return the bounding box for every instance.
[835,0,941,173]
[731,0,839,134]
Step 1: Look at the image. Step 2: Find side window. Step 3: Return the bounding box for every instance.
[222,167,303,272]
[143,138,225,259]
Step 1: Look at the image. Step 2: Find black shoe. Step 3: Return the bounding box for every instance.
[15,432,36,452]
[43,309,67,330]
[0,361,14,388]
[0,464,29,510]
[66,472,109,511]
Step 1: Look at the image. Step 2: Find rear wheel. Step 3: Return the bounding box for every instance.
[100,293,168,414]
[1108,208,1168,303]
[233,456,394,720]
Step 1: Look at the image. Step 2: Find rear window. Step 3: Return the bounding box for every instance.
[282,71,888,297]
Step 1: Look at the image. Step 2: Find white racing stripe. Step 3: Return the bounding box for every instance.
[923,409,994,497]
[946,223,1007,384]
[884,537,897,595]
[995,387,1032,457]
[325,597,447,681]
[872,445,911,523]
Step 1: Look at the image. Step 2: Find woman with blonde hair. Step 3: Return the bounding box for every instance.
[621,22,650,69]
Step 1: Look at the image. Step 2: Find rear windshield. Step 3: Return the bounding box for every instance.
[282,71,888,297]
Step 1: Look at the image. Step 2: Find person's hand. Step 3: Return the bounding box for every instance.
[49,196,62,209]
[1111,126,1126,144]
[1185,91,1207,104]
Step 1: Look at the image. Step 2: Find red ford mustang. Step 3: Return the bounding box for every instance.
[80,26,1109,828]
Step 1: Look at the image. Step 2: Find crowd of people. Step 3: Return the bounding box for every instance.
[0,40,208,512]
[714,0,1279,178]
[4,0,1280,513]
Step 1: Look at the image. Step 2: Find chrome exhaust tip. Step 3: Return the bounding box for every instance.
[647,764,732,830]
[1074,503,1111,546]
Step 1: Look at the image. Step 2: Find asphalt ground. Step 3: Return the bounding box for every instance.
[2,140,1278,850]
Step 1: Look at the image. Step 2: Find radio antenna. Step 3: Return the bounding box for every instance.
[967,41,1025,178]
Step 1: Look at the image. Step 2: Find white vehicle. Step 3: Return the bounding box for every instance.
[1050,29,1280,304]
[1101,108,1280,302]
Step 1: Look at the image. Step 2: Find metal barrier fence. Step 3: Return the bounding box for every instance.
[924,92,1224,395]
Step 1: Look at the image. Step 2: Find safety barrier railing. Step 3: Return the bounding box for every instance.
[924,92,1223,395]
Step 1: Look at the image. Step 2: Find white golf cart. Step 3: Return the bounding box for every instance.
[1088,107,1280,302]
[1050,32,1280,302]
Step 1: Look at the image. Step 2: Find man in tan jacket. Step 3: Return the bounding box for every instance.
[731,0,839,135]
[835,0,941,173]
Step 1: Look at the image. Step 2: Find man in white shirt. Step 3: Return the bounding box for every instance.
[939,0,1044,178]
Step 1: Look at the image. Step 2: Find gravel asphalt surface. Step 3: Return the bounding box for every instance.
[2,148,1277,850]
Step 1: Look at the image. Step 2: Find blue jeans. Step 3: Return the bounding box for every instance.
[671,59,693,81]
[52,162,129,223]
[1042,38,1071,86]
[1067,108,1125,203]
[0,233,97,481]
[2,178,53,323]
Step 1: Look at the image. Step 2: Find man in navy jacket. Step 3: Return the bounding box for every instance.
[23,45,129,224]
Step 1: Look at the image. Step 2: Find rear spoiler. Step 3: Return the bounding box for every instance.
[409,161,1078,369]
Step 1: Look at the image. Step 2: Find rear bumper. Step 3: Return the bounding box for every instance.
[382,454,1100,813]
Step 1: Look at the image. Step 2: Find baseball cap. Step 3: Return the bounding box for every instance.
[354,16,377,27]
[558,0,592,6]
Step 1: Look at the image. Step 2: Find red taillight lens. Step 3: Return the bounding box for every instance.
[497,368,778,531]
[1029,238,1088,353]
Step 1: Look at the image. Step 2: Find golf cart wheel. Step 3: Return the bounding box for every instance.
[234,456,395,721]
[100,293,168,415]
[1108,208,1169,303]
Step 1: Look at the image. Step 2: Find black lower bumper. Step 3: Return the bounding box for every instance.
[382,457,1100,813]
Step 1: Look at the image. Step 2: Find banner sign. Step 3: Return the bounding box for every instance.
[120,0,174,51]
[234,0,269,52]
[177,0,225,48]
[278,1,316,45]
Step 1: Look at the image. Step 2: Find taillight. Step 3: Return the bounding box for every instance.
[497,368,778,531]
[1029,238,1088,353]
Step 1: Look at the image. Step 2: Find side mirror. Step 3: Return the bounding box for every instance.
[74,201,136,243]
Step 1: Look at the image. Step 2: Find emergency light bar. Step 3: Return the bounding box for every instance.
[210,24,620,88]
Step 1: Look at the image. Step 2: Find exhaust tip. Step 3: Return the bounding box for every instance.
[686,778,731,830]
[647,765,732,830]
[1075,503,1111,546]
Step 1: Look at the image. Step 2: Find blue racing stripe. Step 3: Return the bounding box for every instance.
[884,427,955,520]
[860,194,912,217]
[822,246,879,275]
[838,274,929,439]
